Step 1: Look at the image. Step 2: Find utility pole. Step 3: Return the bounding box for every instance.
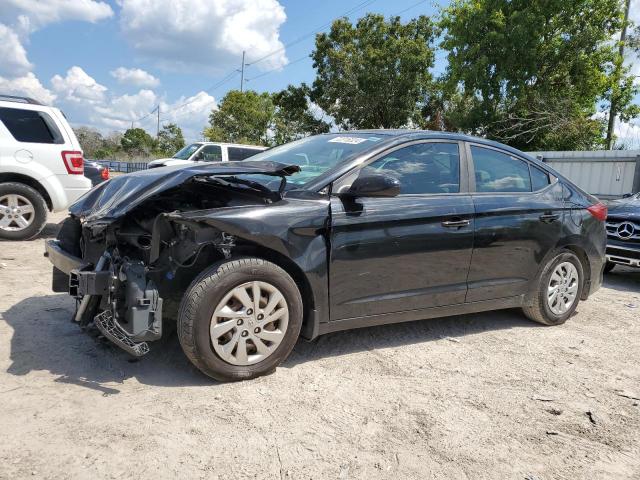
[239,51,246,92]
[606,0,631,150]
[156,105,160,138]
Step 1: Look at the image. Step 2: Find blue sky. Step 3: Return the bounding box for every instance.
[0,0,446,141]
[0,0,637,145]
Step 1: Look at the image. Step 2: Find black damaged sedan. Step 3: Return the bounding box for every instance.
[46,131,607,381]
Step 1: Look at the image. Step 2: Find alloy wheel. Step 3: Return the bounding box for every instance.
[0,194,35,232]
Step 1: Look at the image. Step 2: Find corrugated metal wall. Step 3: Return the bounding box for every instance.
[529,150,640,198]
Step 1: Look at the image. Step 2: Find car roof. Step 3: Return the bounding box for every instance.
[329,129,539,163]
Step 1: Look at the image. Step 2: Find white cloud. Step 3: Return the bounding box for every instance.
[0,0,113,32]
[0,23,32,77]
[615,117,640,149]
[159,91,217,140]
[119,0,287,72]
[0,72,56,104]
[51,66,108,104]
[110,67,160,88]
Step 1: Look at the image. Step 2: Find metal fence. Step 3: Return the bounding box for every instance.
[93,160,149,173]
[530,150,640,198]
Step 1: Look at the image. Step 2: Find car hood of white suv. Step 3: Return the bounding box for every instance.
[147,157,194,168]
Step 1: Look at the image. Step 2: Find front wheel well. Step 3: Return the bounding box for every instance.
[231,244,316,338]
[0,173,53,210]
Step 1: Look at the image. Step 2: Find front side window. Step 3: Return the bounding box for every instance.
[471,146,531,193]
[357,142,461,194]
[0,107,63,144]
[199,145,222,162]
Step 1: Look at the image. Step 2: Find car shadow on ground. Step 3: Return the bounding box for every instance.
[3,268,637,391]
[603,266,640,293]
[3,294,539,391]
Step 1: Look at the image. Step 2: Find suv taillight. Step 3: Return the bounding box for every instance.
[587,202,608,221]
[61,150,84,174]
[101,167,110,180]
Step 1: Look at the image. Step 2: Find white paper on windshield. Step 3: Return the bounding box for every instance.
[328,136,368,144]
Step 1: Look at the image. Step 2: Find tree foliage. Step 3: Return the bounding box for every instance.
[121,127,156,156]
[438,0,632,150]
[272,84,330,144]
[204,88,329,146]
[155,123,185,156]
[204,90,274,145]
[311,13,437,129]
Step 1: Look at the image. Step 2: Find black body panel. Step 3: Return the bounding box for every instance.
[46,130,607,344]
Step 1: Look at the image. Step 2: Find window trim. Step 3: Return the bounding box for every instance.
[331,139,470,197]
[465,142,557,195]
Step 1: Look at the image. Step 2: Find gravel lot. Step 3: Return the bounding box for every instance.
[1,211,639,479]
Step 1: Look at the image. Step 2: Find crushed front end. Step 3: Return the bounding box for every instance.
[44,161,299,356]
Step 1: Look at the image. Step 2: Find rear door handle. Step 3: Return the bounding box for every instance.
[442,219,471,228]
[539,213,560,223]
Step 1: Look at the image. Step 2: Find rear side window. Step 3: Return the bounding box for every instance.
[530,165,550,191]
[471,146,531,193]
[0,107,64,144]
[199,145,222,162]
[228,147,261,161]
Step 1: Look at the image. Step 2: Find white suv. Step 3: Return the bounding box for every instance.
[147,142,267,169]
[0,95,91,240]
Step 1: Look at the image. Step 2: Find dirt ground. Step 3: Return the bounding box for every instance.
[1,211,639,480]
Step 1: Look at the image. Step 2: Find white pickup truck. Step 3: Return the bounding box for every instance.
[147,142,267,168]
[0,95,91,240]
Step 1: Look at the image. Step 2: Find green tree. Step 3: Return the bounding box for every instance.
[121,127,156,157]
[74,127,104,158]
[438,0,636,150]
[204,90,274,145]
[155,123,185,156]
[311,13,437,129]
[272,84,330,144]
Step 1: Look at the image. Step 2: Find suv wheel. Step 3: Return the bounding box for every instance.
[0,182,48,240]
[178,257,303,381]
[523,250,584,326]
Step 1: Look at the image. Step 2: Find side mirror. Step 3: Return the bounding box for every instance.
[193,152,204,161]
[342,173,400,198]
[622,193,632,198]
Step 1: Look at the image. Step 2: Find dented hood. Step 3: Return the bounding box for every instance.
[70,160,300,222]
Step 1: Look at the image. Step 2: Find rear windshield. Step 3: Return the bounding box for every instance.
[0,107,64,144]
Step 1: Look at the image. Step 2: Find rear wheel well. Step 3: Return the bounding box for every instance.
[0,173,52,210]
[562,245,591,300]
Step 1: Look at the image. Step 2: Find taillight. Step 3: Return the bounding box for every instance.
[61,150,84,174]
[101,167,110,180]
[587,202,607,221]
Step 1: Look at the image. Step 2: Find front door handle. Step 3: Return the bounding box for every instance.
[539,213,560,223]
[442,218,471,228]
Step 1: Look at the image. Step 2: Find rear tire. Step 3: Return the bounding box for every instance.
[0,182,48,240]
[603,261,616,274]
[523,251,584,326]
[177,257,303,381]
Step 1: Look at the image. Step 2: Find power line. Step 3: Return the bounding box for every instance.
[247,0,379,67]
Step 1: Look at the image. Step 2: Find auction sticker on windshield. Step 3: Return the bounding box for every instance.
[328,136,369,144]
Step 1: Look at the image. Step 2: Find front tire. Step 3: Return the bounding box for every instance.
[0,182,48,240]
[177,257,303,381]
[523,251,584,326]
